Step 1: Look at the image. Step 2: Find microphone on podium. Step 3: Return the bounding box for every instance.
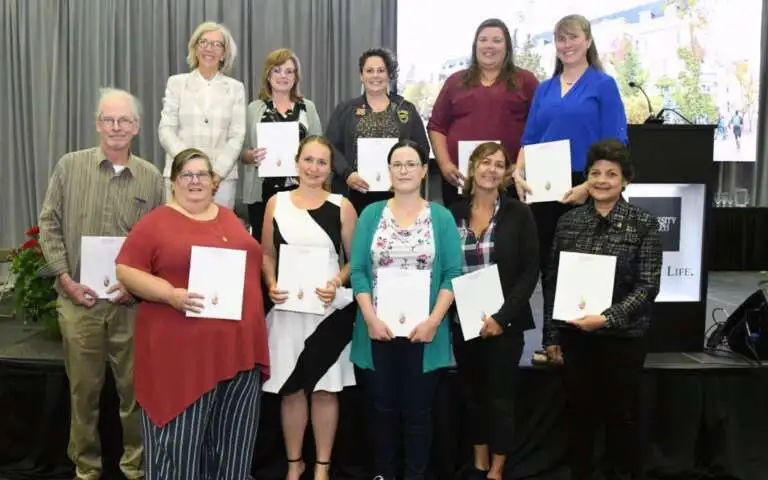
[628,81,663,124]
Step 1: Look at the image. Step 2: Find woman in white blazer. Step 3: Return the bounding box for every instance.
[158,21,246,209]
[240,48,322,241]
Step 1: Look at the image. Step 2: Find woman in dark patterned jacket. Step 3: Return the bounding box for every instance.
[326,48,430,214]
[543,139,662,480]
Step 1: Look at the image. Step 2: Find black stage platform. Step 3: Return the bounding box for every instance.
[1,272,767,480]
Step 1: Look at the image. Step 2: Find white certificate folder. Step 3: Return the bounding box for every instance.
[187,246,247,321]
[376,268,431,338]
[552,251,616,322]
[274,244,330,315]
[256,122,300,178]
[523,139,572,204]
[80,236,126,299]
[357,137,399,192]
[452,265,505,341]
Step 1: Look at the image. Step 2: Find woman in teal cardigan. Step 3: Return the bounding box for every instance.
[349,139,462,480]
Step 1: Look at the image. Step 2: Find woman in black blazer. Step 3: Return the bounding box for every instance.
[449,142,540,480]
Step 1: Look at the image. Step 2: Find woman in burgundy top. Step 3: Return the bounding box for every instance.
[116,148,268,479]
[428,18,539,208]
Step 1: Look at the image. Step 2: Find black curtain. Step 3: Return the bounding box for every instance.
[2,359,768,480]
[708,208,768,271]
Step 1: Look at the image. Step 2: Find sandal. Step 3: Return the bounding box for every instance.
[286,457,304,479]
[315,459,331,478]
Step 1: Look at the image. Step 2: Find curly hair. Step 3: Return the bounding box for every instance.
[358,47,399,85]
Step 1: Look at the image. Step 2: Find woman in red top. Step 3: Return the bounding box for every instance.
[116,148,268,480]
[428,18,539,208]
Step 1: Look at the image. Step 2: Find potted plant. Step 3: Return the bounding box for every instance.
[9,226,60,339]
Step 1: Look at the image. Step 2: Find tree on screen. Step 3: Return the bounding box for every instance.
[734,60,759,129]
[665,0,717,123]
[656,0,713,122]
[671,45,717,122]
[613,37,646,98]
[610,36,657,123]
[512,29,546,80]
[402,82,442,123]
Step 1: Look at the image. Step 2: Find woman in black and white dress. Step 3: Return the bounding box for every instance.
[261,135,358,480]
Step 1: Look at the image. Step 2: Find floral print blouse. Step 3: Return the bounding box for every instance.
[371,206,435,306]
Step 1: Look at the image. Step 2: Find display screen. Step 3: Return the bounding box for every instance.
[625,183,706,302]
[397,0,762,162]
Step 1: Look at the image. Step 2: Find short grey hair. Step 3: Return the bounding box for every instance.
[186,21,238,74]
[94,88,142,123]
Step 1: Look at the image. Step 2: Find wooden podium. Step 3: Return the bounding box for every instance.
[627,124,717,352]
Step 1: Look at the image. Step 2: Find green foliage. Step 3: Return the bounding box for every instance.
[613,37,647,97]
[9,226,60,338]
[402,81,442,120]
[655,75,675,91]
[514,31,547,80]
[662,0,717,122]
[671,46,718,122]
[734,60,759,121]
[609,36,658,124]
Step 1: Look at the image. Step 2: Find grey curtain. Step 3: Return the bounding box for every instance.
[0,0,397,249]
[755,0,768,206]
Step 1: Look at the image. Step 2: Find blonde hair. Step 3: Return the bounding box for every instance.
[258,48,303,101]
[553,14,603,74]
[464,142,510,197]
[294,135,334,192]
[186,22,238,74]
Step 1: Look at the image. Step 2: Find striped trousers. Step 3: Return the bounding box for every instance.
[141,368,262,480]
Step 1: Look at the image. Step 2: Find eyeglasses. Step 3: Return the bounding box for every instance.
[99,116,134,128]
[197,39,225,51]
[178,171,212,183]
[389,161,421,172]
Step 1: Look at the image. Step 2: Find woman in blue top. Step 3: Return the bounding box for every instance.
[349,139,462,480]
[513,14,628,361]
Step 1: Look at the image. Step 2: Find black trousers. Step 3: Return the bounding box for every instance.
[246,202,265,243]
[529,172,584,340]
[560,329,648,480]
[529,172,586,268]
[452,323,525,455]
[364,339,440,480]
[348,188,393,216]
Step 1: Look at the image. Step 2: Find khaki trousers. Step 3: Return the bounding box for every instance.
[57,295,143,480]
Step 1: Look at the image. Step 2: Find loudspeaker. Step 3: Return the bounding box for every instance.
[706,288,768,361]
